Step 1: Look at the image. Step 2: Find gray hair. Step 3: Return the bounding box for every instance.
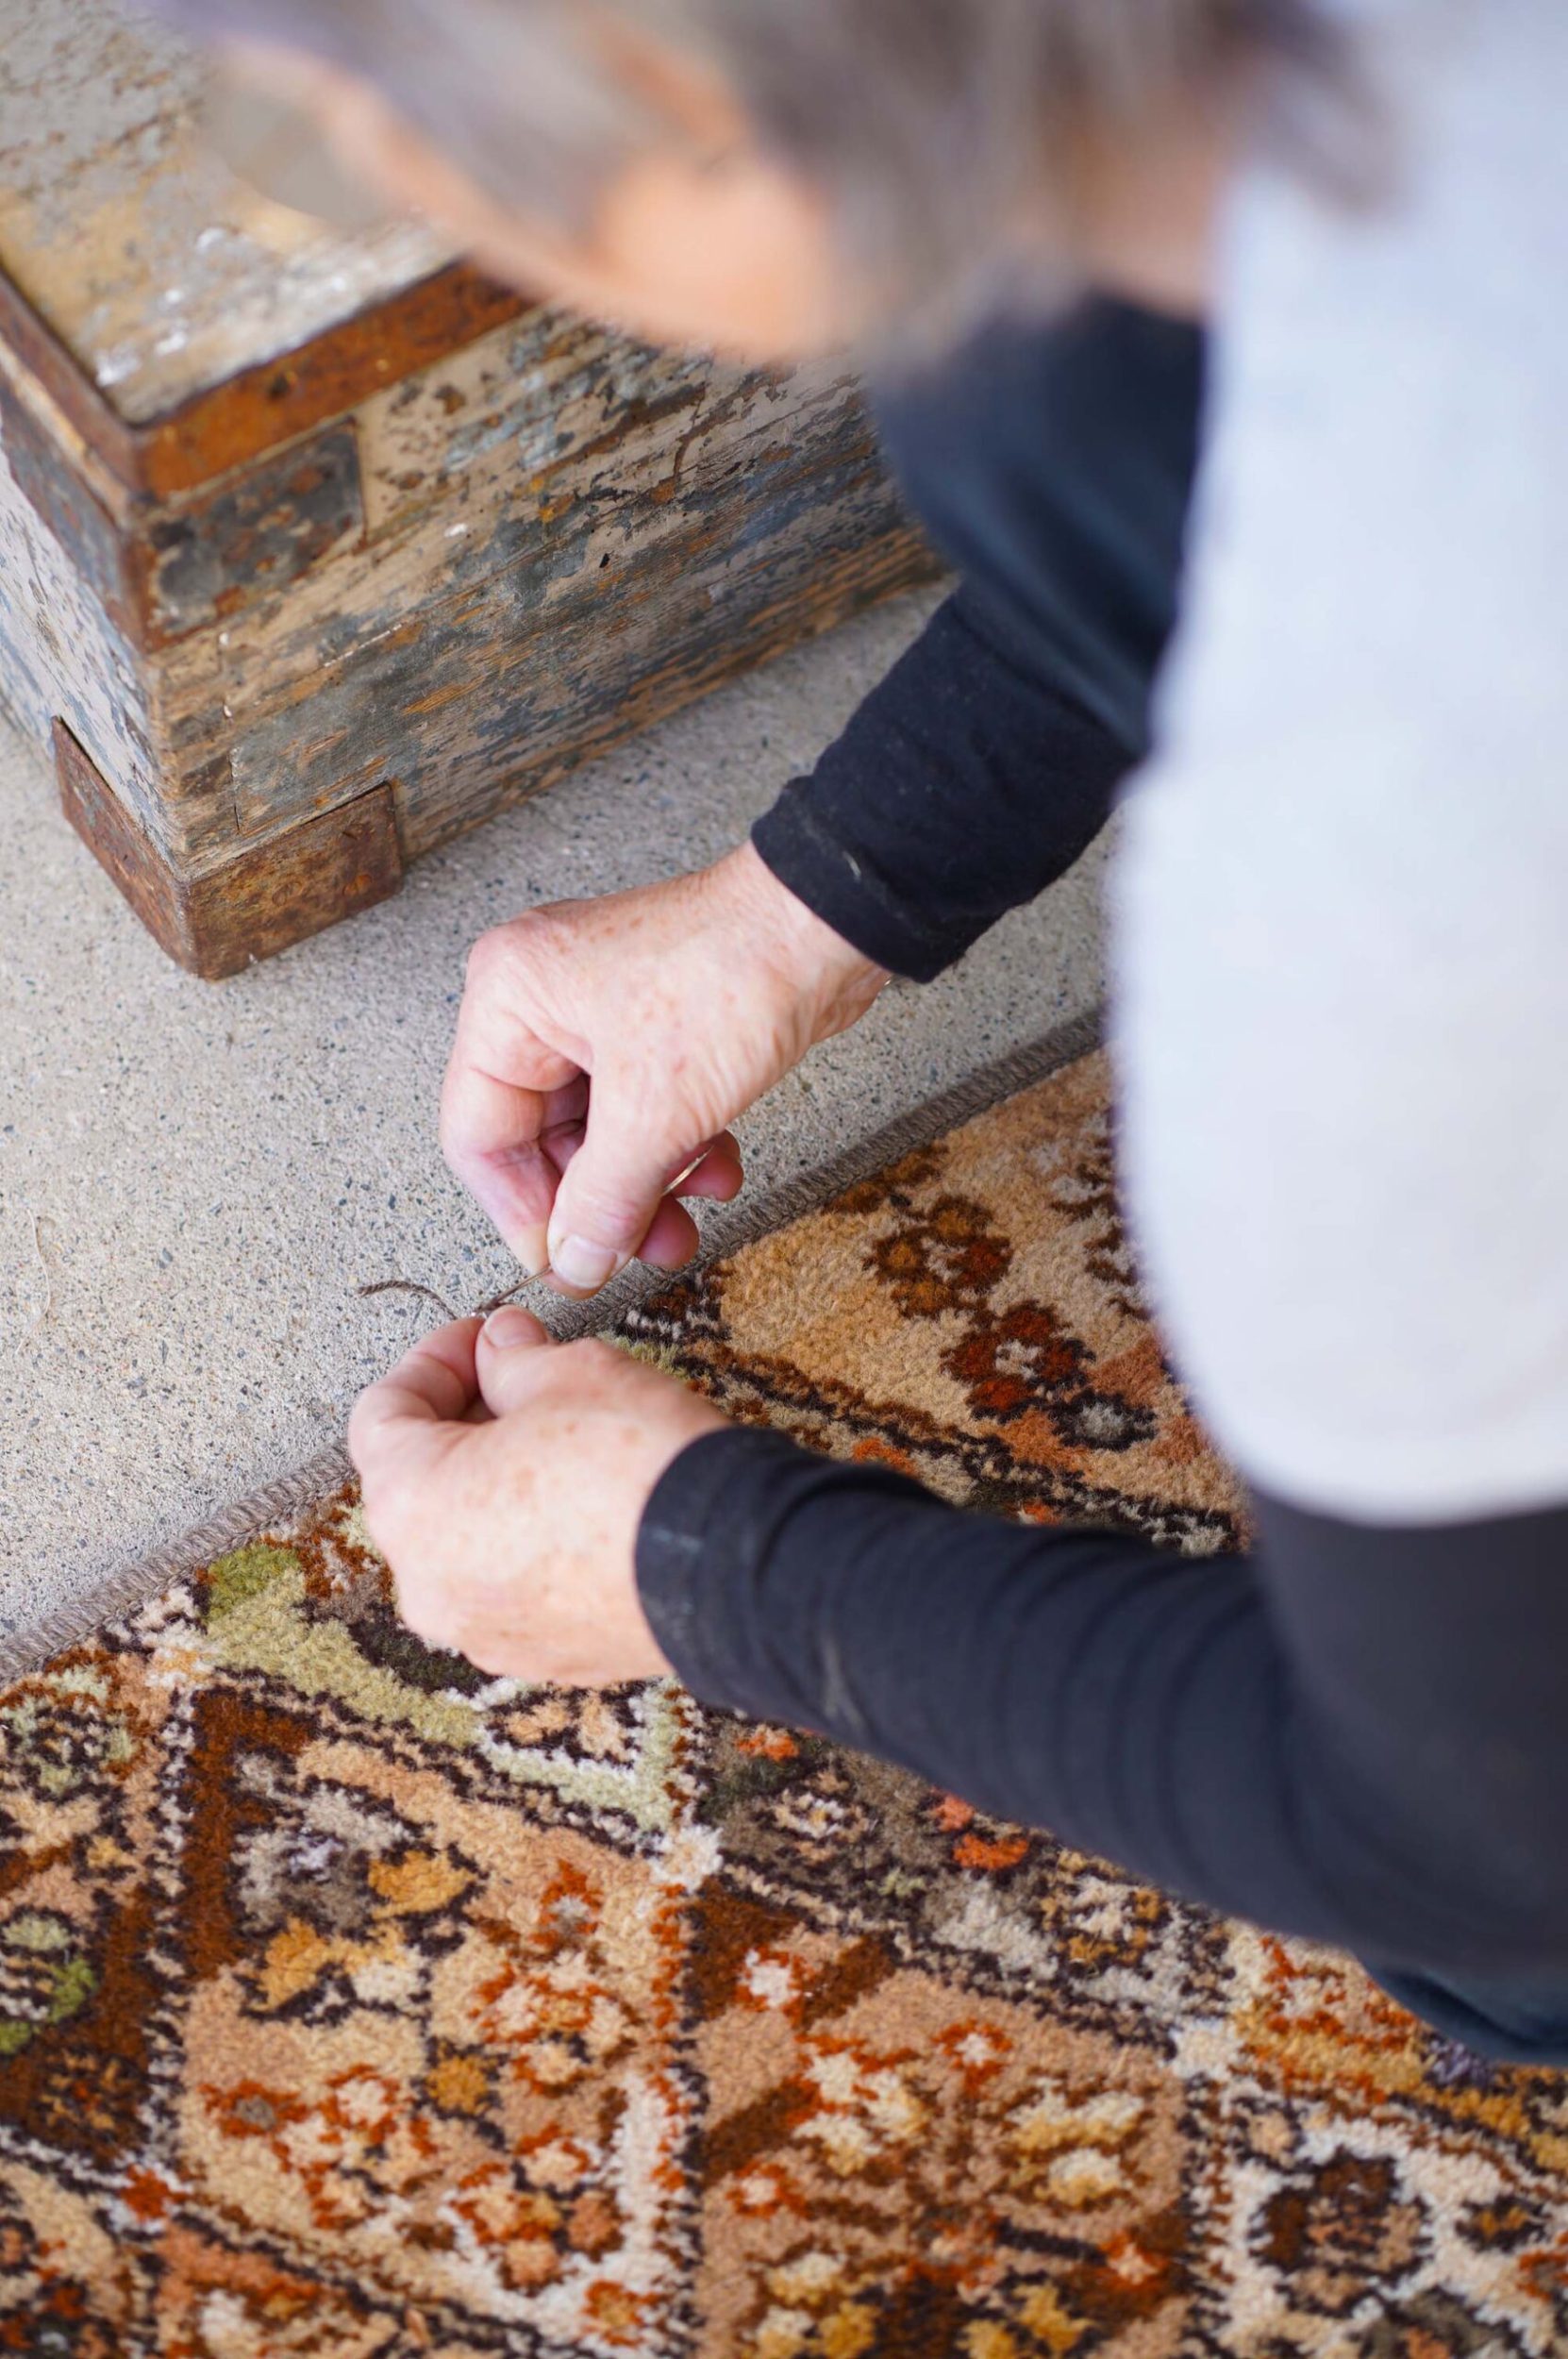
[158,0,1363,342]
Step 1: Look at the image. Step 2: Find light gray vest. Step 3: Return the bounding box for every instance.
[1115,0,1568,1522]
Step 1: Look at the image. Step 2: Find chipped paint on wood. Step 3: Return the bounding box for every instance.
[0,414,164,838]
[0,0,451,427]
[132,265,527,502]
[231,491,926,846]
[357,310,711,541]
[0,4,936,970]
[142,425,365,642]
[223,387,923,839]
[209,333,878,755]
[397,527,933,866]
[1,393,367,649]
[0,375,135,632]
[56,722,403,979]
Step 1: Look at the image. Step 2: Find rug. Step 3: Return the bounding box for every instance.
[4,1046,1567,2357]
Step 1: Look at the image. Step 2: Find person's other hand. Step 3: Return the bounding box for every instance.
[348,1308,726,1685]
[442,842,887,1296]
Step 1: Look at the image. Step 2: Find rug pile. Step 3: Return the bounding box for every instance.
[4,1049,1566,2355]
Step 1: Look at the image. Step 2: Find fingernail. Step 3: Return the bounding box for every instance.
[484,1306,539,1349]
[509,1222,551,1280]
[548,1234,621,1293]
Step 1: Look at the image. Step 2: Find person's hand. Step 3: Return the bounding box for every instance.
[348,1308,727,1685]
[442,842,887,1295]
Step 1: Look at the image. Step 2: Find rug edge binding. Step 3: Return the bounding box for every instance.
[3,1004,1106,1684]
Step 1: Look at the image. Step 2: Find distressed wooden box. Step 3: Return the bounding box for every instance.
[0,0,931,977]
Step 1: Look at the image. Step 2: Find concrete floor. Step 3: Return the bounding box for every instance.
[0,587,1108,1665]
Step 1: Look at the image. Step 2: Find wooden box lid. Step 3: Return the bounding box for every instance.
[0,0,527,496]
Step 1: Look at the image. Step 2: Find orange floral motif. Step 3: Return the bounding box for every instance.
[207,2066,443,2233]
[869,1193,1012,1319]
[473,1947,634,2096]
[933,1793,1034,1872]
[738,1727,800,1762]
[446,2158,590,2293]
[3,1051,1561,2357]
[954,1832,1033,1874]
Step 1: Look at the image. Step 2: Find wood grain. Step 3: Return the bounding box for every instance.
[211,345,845,749]
[395,524,934,865]
[140,424,365,643]
[225,400,926,843]
[55,721,404,979]
[0,0,935,975]
[0,0,452,430]
[0,395,167,840]
[0,371,134,633]
[133,266,527,502]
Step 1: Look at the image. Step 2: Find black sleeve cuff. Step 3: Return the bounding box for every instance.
[748,588,1132,986]
[635,1425,927,1723]
[750,791,976,984]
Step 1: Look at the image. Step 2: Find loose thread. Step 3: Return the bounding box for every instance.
[356,1280,459,1320]
[356,1278,530,1322]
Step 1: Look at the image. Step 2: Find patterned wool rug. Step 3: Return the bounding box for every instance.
[4,1045,1567,2357]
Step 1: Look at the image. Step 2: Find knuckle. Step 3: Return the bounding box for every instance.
[561,1337,627,1391]
[355,1462,415,1551]
[572,1336,621,1370]
[463,926,512,992]
[564,1174,646,1236]
[463,921,541,1008]
[347,1398,385,1463]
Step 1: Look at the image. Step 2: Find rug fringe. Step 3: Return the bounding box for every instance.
[3,1005,1103,1682]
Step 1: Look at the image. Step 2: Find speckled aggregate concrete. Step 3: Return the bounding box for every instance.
[0,587,1108,1659]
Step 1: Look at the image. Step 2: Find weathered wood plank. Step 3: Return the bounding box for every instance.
[194,343,875,790]
[357,310,708,541]
[0,373,136,633]
[134,265,527,501]
[0,260,144,522]
[225,422,927,841]
[2,383,369,649]
[393,525,935,865]
[56,721,404,978]
[0,0,453,431]
[0,2,530,498]
[0,0,936,974]
[0,367,245,862]
[141,422,365,642]
[0,407,166,832]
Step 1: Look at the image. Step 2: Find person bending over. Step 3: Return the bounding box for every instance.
[164,0,1568,2062]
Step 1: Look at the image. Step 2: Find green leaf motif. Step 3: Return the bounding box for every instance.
[206,1542,302,1621]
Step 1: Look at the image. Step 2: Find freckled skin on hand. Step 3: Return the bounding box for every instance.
[357,838,888,1689]
[351,1309,728,1686]
[440,842,885,1289]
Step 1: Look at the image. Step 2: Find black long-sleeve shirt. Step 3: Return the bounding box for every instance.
[754,302,1203,979]
[634,298,1568,2047]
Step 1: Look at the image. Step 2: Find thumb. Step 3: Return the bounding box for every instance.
[475,1305,555,1414]
[547,1079,694,1294]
